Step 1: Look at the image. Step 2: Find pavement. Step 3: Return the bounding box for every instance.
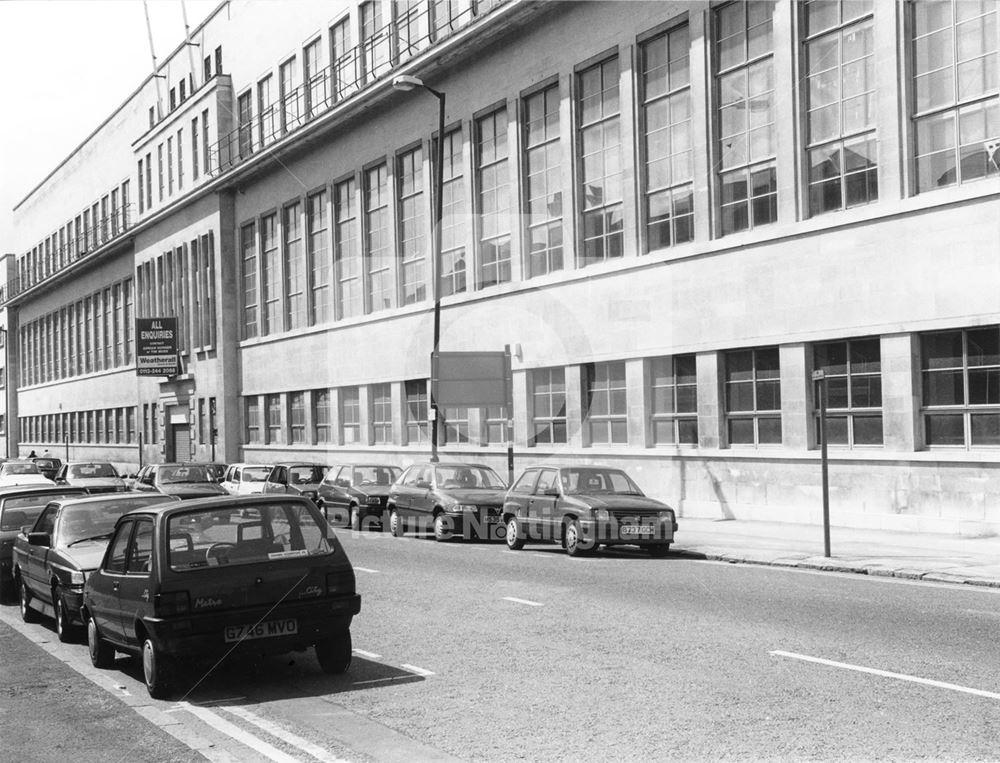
[673,517,1000,589]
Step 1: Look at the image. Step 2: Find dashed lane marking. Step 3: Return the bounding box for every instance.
[771,650,1000,701]
[502,596,543,607]
[351,649,382,660]
[399,664,435,677]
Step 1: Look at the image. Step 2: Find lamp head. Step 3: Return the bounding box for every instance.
[392,75,424,92]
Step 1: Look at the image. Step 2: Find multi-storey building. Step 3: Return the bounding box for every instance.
[5,0,999,532]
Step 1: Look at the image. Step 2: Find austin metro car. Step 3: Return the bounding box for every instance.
[501,465,677,557]
[317,464,402,531]
[54,461,127,494]
[82,494,361,699]
[386,462,508,541]
[261,462,328,505]
[14,493,178,642]
[132,462,229,499]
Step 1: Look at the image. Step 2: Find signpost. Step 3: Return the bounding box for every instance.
[135,318,178,377]
[812,369,831,557]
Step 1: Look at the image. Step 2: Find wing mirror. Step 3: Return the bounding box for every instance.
[27,531,50,547]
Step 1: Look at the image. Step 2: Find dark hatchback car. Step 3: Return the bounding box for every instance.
[501,465,677,557]
[83,494,361,699]
[386,462,508,541]
[261,463,328,505]
[0,486,89,601]
[318,464,402,530]
[14,493,177,641]
[32,457,63,481]
[132,463,229,500]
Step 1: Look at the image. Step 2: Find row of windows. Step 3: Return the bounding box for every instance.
[135,233,218,354]
[240,325,1000,452]
[136,109,212,216]
[236,0,999,337]
[17,181,132,293]
[19,279,134,387]
[20,407,138,446]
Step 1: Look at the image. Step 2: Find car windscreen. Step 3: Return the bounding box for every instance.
[0,497,71,531]
[561,469,643,495]
[58,495,173,547]
[288,465,325,484]
[436,465,507,489]
[159,465,211,484]
[69,463,118,479]
[168,501,335,571]
[352,466,401,486]
[241,466,271,482]
[34,459,59,470]
[3,463,42,475]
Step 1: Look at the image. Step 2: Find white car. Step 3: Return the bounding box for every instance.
[220,463,273,496]
[0,461,55,487]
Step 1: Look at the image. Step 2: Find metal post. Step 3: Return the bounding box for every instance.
[504,345,514,485]
[813,370,831,557]
[428,87,445,463]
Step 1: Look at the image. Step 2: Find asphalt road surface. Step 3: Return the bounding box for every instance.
[2,528,1000,762]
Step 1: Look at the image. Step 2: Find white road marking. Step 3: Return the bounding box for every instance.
[351,648,382,659]
[771,650,1000,701]
[353,567,379,573]
[224,705,350,763]
[400,663,435,677]
[179,702,304,762]
[502,596,543,607]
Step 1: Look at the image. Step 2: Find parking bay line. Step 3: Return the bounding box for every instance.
[179,702,306,763]
[352,648,382,660]
[222,705,350,763]
[399,663,435,677]
[502,596,543,607]
[771,650,1000,701]
[353,566,379,573]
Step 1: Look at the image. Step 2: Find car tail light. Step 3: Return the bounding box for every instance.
[154,591,191,617]
[326,570,355,595]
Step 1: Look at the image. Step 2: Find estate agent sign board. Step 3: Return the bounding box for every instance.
[136,317,178,377]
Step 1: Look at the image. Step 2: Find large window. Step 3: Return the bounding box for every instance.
[715,1,777,235]
[585,362,627,445]
[240,222,258,339]
[361,1,390,82]
[921,326,1000,447]
[813,337,883,446]
[805,0,877,215]
[440,129,467,297]
[261,213,280,334]
[364,164,392,312]
[258,75,275,146]
[912,0,999,192]
[238,91,254,158]
[405,379,428,443]
[397,147,426,305]
[641,24,694,250]
[331,17,354,100]
[523,84,563,277]
[307,191,330,324]
[279,57,299,135]
[304,38,326,119]
[341,386,361,444]
[476,108,512,288]
[313,389,331,444]
[650,355,697,445]
[266,394,282,444]
[334,178,362,319]
[725,347,781,445]
[577,56,624,265]
[371,383,392,443]
[531,367,567,445]
[289,392,306,444]
[246,397,261,444]
[284,202,306,330]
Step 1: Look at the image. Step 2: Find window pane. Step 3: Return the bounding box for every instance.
[728,417,755,444]
[757,416,782,444]
[852,414,884,445]
[923,369,965,405]
[970,413,1000,446]
[925,413,965,445]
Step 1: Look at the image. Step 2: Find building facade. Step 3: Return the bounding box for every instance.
[5,0,1000,533]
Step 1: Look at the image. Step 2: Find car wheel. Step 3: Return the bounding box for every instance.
[87,615,115,669]
[433,513,453,542]
[505,517,525,550]
[19,580,39,623]
[142,637,174,699]
[389,509,403,538]
[54,587,77,643]
[349,505,361,532]
[564,519,593,558]
[315,630,352,674]
[647,543,671,558]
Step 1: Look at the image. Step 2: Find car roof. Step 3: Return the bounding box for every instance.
[410,461,498,469]
[0,484,87,497]
[64,460,117,466]
[273,462,327,468]
[48,493,178,510]
[228,462,273,469]
[119,493,316,519]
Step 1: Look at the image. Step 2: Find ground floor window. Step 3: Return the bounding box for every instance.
[531,367,567,445]
[813,337,883,447]
[649,354,697,445]
[725,347,781,446]
[585,361,627,445]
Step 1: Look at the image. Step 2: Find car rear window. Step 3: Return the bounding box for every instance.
[241,466,271,482]
[0,493,85,530]
[69,463,118,478]
[168,501,335,571]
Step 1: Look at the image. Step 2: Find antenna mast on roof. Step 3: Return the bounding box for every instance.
[180,0,199,88]
[142,0,165,120]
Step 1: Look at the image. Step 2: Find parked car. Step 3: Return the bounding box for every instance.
[501,464,677,557]
[318,464,402,530]
[0,486,89,602]
[14,493,178,642]
[261,463,328,505]
[220,463,273,496]
[32,456,63,481]
[54,461,127,494]
[82,494,361,698]
[132,463,229,500]
[0,461,55,487]
[203,463,227,483]
[386,462,508,541]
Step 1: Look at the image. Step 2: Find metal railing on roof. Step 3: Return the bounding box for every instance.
[209,0,505,175]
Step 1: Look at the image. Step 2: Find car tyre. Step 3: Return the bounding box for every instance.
[564,519,594,558]
[54,587,78,643]
[19,580,39,623]
[87,615,115,668]
[349,505,361,532]
[647,543,671,558]
[142,637,175,699]
[316,630,352,674]
[505,517,525,550]
[433,513,453,542]
[389,509,403,538]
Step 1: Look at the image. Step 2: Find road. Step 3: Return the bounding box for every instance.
[2,528,1000,761]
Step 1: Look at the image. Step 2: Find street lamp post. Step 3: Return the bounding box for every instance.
[393,75,445,462]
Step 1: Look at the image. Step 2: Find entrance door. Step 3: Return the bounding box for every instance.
[171,425,191,463]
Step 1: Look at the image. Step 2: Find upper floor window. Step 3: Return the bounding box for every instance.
[304,38,326,118]
[813,337,883,447]
[238,91,254,159]
[361,1,390,82]
[440,129,467,297]
[523,84,564,277]
[334,177,363,319]
[641,24,694,250]
[725,347,781,446]
[307,190,331,325]
[284,202,306,330]
[577,56,624,264]
[715,1,777,235]
[912,0,999,192]
[805,0,877,215]
[261,213,280,334]
[921,326,1000,447]
[331,17,355,100]
[364,164,392,313]
[279,57,300,135]
[650,354,697,445]
[398,147,426,305]
[476,108,512,288]
[585,361,627,445]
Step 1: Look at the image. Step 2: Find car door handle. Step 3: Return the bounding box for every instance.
[112,582,119,592]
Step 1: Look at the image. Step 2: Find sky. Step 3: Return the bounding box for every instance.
[0,0,221,253]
